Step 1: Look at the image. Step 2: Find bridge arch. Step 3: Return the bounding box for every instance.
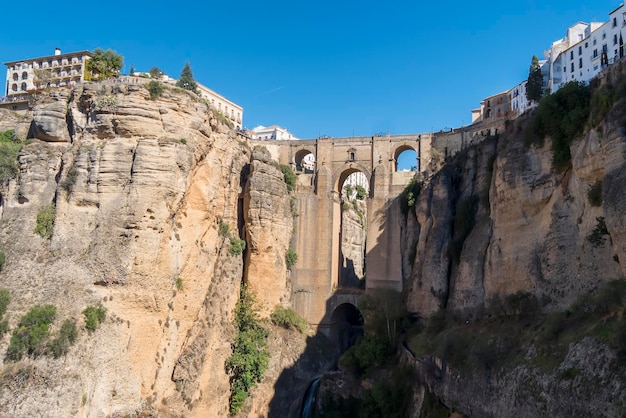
[333,164,372,195]
[330,302,364,354]
[293,148,316,173]
[393,144,419,172]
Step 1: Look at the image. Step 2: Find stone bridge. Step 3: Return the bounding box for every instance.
[254,133,433,333]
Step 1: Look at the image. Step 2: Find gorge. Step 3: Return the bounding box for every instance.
[0,60,624,417]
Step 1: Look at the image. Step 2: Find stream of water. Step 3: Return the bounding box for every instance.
[300,378,321,418]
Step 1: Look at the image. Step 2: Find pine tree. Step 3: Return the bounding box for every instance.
[526,55,543,103]
[175,62,199,94]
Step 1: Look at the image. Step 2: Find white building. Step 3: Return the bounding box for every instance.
[546,4,626,92]
[250,125,299,141]
[4,48,92,97]
[196,83,243,129]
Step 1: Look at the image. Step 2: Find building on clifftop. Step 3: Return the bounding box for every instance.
[3,48,92,98]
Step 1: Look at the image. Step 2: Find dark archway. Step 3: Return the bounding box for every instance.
[330,303,364,354]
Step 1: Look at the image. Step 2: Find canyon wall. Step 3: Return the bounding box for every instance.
[0,83,301,417]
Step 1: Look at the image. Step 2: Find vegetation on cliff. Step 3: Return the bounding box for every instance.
[0,129,24,184]
[225,284,270,415]
[525,81,591,171]
[407,278,626,378]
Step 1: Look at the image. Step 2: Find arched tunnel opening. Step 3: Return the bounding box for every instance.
[330,303,364,355]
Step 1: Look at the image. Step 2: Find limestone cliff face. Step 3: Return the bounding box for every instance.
[341,199,366,284]
[405,113,625,317]
[0,82,294,418]
[243,146,294,316]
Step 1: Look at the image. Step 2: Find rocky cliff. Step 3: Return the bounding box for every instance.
[399,65,626,417]
[0,82,302,418]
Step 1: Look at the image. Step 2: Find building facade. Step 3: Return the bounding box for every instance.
[250,125,299,141]
[4,48,92,97]
[196,84,243,129]
[546,4,626,92]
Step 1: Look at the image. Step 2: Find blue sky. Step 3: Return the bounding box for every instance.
[1,0,620,140]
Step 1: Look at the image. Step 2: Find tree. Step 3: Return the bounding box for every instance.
[129,65,135,76]
[86,48,124,80]
[526,55,543,103]
[149,66,163,79]
[175,62,199,94]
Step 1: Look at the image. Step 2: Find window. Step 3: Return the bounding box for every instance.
[579,58,583,68]
[350,152,355,160]
[614,17,617,28]
[593,49,598,58]
[579,46,582,55]
[603,33,606,39]
[20,82,27,91]
[614,34,618,45]
[571,63,574,72]
[570,51,574,59]
[11,84,17,92]
[585,42,588,48]
[593,39,597,45]
[12,73,18,81]
[603,44,608,53]
[563,66,567,73]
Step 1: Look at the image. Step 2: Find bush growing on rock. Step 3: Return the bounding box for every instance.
[34,203,55,239]
[83,305,106,333]
[270,305,306,333]
[6,304,57,361]
[225,285,269,414]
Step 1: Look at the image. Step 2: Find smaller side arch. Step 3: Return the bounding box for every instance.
[293,148,316,173]
[393,144,419,172]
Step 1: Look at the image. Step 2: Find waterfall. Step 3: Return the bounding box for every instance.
[300,378,321,418]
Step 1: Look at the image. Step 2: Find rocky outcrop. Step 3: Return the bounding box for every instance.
[0,82,285,418]
[405,337,625,418]
[405,110,625,318]
[243,146,294,316]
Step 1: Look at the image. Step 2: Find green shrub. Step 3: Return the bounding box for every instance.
[34,203,56,239]
[525,81,591,171]
[0,289,10,338]
[270,305,306,333]
[280,164,296,192]
[175,277,183,291]
[83,305,106,333]
[6,304,57,361]
[339,335,392,375]
[47,319,77,358]
[146,80,164,100]
[0,130,22,183]
[355,185,367,200]
[229,237,246,256]
[0,289,10,318]
[400,175,422,215]
[587,180,602,207]
[218,221,230,237]
[225,285,270,415]
[285,248,298,270]
[590,84,614,127]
